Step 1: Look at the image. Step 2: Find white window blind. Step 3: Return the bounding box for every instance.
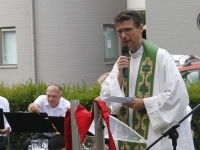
[1,29,17,64]
[103,25,119,62]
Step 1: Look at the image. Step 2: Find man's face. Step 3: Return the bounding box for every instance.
[46,86,62,108]
[116,20,143,53]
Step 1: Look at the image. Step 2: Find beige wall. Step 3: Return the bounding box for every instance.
[146,0,200,56]
[0,0,126,86]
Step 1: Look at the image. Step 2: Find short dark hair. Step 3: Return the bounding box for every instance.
[114,10,142,28]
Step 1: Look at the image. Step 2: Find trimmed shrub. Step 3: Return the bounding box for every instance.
[187,81,200,150]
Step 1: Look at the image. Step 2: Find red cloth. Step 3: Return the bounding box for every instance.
[65,100,116,150]
[95,100,116,150]
[75,104,94,143]
[75,100,116,150]
[64,110,72,150]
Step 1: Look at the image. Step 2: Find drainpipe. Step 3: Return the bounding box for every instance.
[30,0,37,84]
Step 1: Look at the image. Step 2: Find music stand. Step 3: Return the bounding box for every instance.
[4,112,55,133]
[0,108,4,129]
[48,116,64,135]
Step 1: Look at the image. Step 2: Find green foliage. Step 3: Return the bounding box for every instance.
[62,80,100,110]
[2,78,200,149]
[187,81,200,102]
[0,79,47,111]
[0,79,100,150]
[187,80,200,149]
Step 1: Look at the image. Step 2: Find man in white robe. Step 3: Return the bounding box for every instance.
[100,10,194,150]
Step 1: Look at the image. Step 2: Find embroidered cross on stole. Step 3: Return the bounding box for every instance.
[118,40,158,150]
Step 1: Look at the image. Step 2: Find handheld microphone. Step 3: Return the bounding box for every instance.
[122,46,129,78]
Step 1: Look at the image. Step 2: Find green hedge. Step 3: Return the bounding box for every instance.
[187,81,200,150]
[0,79,100,150]
[1,79,199,149]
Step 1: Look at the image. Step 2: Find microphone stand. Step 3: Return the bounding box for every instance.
[145,104,200,150]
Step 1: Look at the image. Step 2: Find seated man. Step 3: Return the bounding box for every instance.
[0,96,11,150]
[23,84,70,150]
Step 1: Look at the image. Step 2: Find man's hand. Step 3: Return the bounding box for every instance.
[28,103,40,113]
[122,98,145,110]
[0,127,10,134]
[94,98,111,114]
[117,56,130,73]
[105,105,111,114]
[117,56,130,87]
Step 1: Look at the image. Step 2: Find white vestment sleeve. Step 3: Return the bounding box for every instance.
[143,49,189,130]
[3,99,10,129]
[100,58,124,113]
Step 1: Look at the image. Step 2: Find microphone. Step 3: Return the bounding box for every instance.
[122,46,129,78]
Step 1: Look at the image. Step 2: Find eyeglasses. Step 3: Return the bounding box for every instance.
[115,27,135,35]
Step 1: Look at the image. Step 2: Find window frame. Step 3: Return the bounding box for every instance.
[103,24,120,64]
[0,27,17,68]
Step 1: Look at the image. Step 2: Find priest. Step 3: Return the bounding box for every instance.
[100,10,194,150]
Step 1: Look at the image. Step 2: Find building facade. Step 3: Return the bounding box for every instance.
[2,0,199,87]
[0,0,126,86]
[146,0,200,56]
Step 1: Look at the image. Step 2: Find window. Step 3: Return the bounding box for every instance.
[0,28,17,65]
[137,10,146,39]
[103,24,119,63]
[137,10,146,25]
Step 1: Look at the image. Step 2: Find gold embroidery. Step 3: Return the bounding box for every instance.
[118,107,128,123]
[123,81,128,97]
[134,57,153,149]
[135,143,145,150]
[120,141,130,150]
[119,54,155,150]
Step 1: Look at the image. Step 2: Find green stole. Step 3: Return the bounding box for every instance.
[118,40,158,150]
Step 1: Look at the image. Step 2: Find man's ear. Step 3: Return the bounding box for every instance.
[59,93,62,98]
[140,24,144,32]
